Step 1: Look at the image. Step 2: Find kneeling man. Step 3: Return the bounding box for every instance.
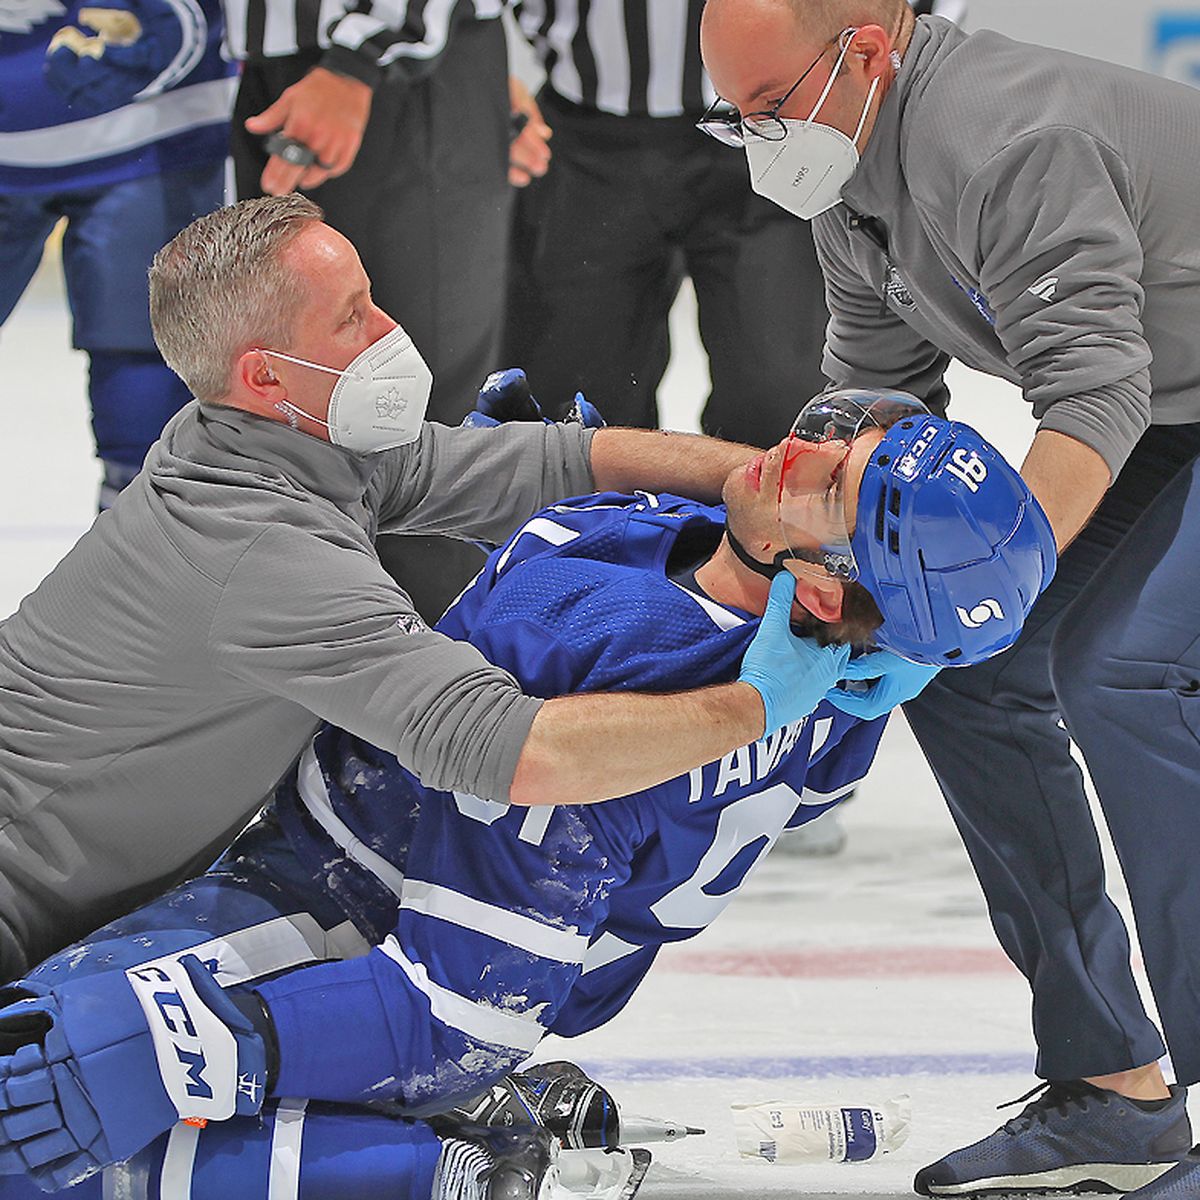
[0,392,1054,1199]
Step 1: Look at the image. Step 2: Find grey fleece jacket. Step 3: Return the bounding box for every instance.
[813,16,1200,477]
[0,405,594,971]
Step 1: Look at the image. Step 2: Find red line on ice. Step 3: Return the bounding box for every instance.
[659,945,1014,978]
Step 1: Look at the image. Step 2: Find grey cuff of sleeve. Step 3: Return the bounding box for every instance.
[1031,368,1152,479]
[406,683,545,804]
[476,691,544,805]
[574,424,598,493]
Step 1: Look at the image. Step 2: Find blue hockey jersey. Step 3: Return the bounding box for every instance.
[264,493,887,1107]
[0,0,235,193]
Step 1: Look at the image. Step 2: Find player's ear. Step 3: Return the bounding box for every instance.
[786,563,845,623]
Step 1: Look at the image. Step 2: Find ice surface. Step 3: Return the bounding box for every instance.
[0,254,1183,1198]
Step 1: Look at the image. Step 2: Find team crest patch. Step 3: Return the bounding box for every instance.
[883,261,917,310]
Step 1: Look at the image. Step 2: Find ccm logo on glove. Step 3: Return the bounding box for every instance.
[125,959,242,1120]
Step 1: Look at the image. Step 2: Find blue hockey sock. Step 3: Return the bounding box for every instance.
[88,349,191,469]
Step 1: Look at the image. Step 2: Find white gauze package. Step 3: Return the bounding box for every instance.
[732,1096,911,1163]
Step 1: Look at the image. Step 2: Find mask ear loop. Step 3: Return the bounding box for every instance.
[806,26,884,147]
[804,28,856,123]
[256,347,360,380]
[851,74,881,147]
[257,350,336,431]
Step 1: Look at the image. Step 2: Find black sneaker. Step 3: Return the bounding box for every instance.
[914,1081,1191,1196]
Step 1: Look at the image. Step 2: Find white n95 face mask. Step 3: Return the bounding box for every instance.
[745,32,881,220]
[260,324,433,454]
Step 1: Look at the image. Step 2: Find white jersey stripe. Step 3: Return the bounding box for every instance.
[378,936,546,1052]
[0,78,236,167]
[378,0,456,63]
[495,516,581,573]
[580,931,641,975]
[544,0,583,107]
[267,1101,309,1200]
[262,0,300,57]
[130,913,367,992]
[296,740,408,899]
[645,0,688,117]
[331,11,389,50]
[588,1,629,117]
[158,1122,202,1200]
[798,779,863,807]
[400,879,589,963]
[666,579,746,631]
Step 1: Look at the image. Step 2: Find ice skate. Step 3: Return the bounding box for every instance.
[434,1125,560,1200]
[434,1124,650,1200]
[441,1061,619,1150]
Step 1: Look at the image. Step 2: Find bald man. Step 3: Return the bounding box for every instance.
[698,2,1200,1197]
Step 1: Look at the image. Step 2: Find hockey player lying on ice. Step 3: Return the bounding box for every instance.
[0,390,1054,1200]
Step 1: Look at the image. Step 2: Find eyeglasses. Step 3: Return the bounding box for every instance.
[776,389,929,580]
[696,30,852,148]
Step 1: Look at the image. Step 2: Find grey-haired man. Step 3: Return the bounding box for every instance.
[0,195,838,989]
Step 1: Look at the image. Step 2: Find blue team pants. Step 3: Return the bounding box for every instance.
[15,816,445,1200]
[0,164,223,487]
[0,1103,444,1200]
[905,422,1200,1084]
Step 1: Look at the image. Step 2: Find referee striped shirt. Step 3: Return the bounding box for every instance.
[514,0,968,118]
[223,0,504,86]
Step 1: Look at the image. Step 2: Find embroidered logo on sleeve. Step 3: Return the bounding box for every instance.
[883,261,917,310]
[1028,275,1059,303]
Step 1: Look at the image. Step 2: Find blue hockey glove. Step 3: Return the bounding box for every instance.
[0,955,266,1191]
[825,648,940,721]
[462,368,605,430]
[44,0,186,116]
[560,391,605,429]
[738,573,853,734]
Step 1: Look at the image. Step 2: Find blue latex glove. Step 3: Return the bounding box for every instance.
[44,0,186,116]
[825,648,941,721]
[0,955,265,1191]
[738,573,853,734]
[462,368,605,430]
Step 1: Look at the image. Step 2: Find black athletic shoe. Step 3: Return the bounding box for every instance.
[913,1081,1191,1196]
[1123,1147,1200,1198]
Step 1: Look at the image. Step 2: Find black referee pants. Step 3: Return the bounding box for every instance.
[505,89,830,447]
[232,20,509,619]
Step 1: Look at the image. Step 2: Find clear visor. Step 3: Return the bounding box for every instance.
[777,390,929,580]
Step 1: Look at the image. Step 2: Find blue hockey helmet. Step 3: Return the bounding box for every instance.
[775,389,1057,667]
[847,401,1057,667]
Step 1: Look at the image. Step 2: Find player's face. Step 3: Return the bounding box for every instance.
[269,223,398,426]
[723,425,886,568]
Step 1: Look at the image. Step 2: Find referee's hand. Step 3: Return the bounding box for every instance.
[508,75,552,187]
[245,67,373,195]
